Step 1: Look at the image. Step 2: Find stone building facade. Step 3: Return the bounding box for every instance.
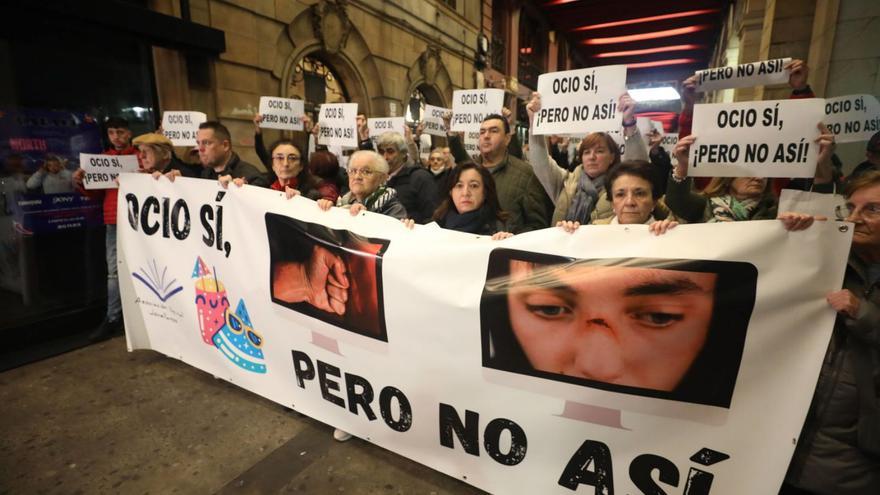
[149,0,486,167]
[708,0,880,170]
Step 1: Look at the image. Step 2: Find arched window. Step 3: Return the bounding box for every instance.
[405,88,429,123]
[287,55,350,117]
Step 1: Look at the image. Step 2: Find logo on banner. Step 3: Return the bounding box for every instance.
[193,256,267,374]
[132,259,183,302]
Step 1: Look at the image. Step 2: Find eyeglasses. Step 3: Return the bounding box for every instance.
[349,168,375,177]
[225,308,263,348]
[272,154,301,163]
[377,148,397,155]
[835,203,880,221]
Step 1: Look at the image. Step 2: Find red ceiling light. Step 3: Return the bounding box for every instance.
[626,58,699,69]
[572,9,718,31]
[595,44,704,58]
[583,25,711,45]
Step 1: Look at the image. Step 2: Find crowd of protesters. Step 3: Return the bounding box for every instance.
[4,57,878,494]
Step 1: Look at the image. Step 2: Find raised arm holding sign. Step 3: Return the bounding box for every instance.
[823,94,880,144]
[532,65,628,136]
[162,111,207,146]
[450,89,504,133]
[258,96,304,131]
[423,104,451,136]
[694,58,792,92]
[317,103,358,148]
[687,98,826,178]
[79,153,140,189]
[367,117,406,140]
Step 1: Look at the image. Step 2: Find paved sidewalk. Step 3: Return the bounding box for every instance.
[0,337,485,494]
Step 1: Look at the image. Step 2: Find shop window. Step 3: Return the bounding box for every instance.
[0,24,158,343]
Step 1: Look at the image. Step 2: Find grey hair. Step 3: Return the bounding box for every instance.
[350,150,389,174]
[375,131,408,156]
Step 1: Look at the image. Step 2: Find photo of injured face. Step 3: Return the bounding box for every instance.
[266,213,390,342]
[480,249,757,408]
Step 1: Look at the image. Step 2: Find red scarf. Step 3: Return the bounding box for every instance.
[270,177,299,191]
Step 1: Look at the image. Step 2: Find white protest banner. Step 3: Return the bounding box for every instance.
[423,104,451,137]
[258,96,304,131]
[451,89,504,132]
[689,98,825,177]
[533,66,627,136]
[462,130,481,160]
[161,111,207,146]
[823,94,880,144]
[79,153,139,189]
[694,58,791,92]
[119,173,851,495]
[317,103,358,147]
[367,117,406,140]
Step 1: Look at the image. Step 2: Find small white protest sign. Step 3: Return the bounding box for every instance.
[688,98,825,177]
[694,58,791,92]
[367,117,406,139]
[659,133,679,156]
[462,130,481,160]
[161,111,207,146]
[533,65,627,136]
[79,153,140,189]
[317,103,358,147]
[823,94,880,144]
[258,97,304,131]
[423,104,451,136]
[451,89,504,132]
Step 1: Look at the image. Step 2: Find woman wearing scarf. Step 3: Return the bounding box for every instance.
[667,132,835,223]
[317,150,407,220]
[267,140,335,201]
[415,162,512,240]
[526,92,649,226]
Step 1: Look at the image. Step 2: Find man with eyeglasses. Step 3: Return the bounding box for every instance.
[373,132,438,223]
[194,121,268,188]
[783,171,880,494]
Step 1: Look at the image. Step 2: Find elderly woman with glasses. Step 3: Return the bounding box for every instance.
[783,171,880,495]
[317,150,407,219]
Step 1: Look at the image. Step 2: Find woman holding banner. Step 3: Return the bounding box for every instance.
[557,160,677,233]
[526,92,649,225]
[267,140,335,201]
[317,150,407,220]
[782,171,880,494]
[402,162,512,239]
[667,131,834,223]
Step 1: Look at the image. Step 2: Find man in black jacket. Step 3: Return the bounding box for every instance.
[196,121,268,187]
[374,131,439,223]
